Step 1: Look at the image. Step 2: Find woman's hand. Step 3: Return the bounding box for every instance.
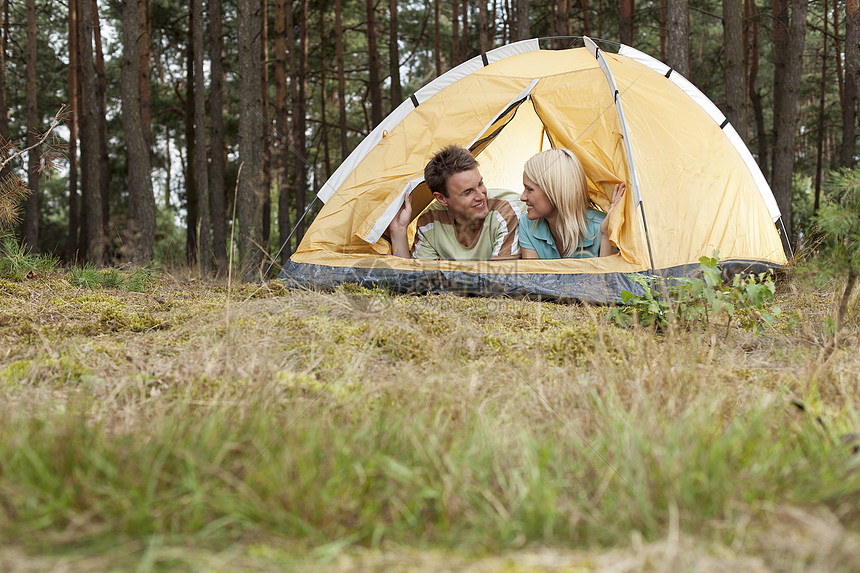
[600,183,626,256]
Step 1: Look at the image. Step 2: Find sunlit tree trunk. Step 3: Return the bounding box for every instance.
[121,0,156,263]
[666,0,690,77]
[24,0,38,252]
[238,0,265,279]
[209,0,227,273]
[80,0,105,264]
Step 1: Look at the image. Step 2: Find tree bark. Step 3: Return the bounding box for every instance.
[139,0,151,148]
[92,2,109,239]
[366,0,383,128]
[435,0,443,74]
[478,0,489,52]
[192,0,210,272]
[580,0,591,37]
[666,0,690,77]
[80,0,105,264]
[336,0,348,160]
[24,0,38,252]
[260,0,271,252]
[67,0,80,261]
[747,0,768,175]
[184,8,197,264]
[389,0,401,110]
[121,0,156,263]
[238,0,265,280]
[275,0,292,263]
[619,0,635,46]
[841,0,859,167]
[516,0,528,43]
[319,0,330,179]
[209,0,227,272]
[293,0,309,244]
[452,0,460,60]
[723,0,747,143]
[814,0,829,214]
[0,0,7,146]
[770,0,807,242]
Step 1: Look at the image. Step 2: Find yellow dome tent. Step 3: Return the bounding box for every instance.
[280,37,787,303]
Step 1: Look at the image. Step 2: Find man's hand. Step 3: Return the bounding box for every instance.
[388,193,413,258]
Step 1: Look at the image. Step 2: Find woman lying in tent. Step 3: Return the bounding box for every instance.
[519,148,626,259]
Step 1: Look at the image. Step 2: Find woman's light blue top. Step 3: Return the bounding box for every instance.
[518,209,606,259]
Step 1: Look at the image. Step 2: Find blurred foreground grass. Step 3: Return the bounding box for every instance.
[0,270,859,572]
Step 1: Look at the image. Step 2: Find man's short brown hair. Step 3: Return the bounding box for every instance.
[424,144,479,197]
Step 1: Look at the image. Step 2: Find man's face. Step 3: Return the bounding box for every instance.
[434,168,489,222]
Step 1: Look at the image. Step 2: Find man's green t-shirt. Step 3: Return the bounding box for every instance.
[412,189,523,260]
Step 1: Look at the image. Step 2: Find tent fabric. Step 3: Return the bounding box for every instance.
[281,38,786,302]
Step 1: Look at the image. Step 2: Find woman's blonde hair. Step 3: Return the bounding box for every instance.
[523,148,590,257]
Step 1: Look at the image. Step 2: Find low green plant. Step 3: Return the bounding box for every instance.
[813,168,860,333]
[0,231,59,279]
[69,263,155,292]
[607,253,781,331]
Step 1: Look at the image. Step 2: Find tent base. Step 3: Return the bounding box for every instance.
[278,259,780,304]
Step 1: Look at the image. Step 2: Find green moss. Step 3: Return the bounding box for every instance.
[0,278,28,297]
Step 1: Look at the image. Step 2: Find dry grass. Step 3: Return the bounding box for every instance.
[0,269,859,571]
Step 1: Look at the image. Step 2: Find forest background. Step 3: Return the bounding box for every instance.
[0,0,850,276]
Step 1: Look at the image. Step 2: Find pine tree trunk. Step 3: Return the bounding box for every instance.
[452,0,460,60]
[435,0,442,74]
[121,0,156,263]
[389,0,402,109]
[619,0,635,46]
[366,0,383,127]
[516,0,528,42]
[209,0,227,273]
[192,0,210,273]
[80,0,105,264]
[770,0,807,243]
[92,2,109,240]
[238,0,265,280]
[275,0,291,263]
[24,0,38,253]
[747,0,768,175]
[259,0,271,252]
[184,9,197,265]
[723,0,747,143]
[666,0,690,77]
[294,0,309,244]
[813,0,830,214]
[319,0,330,179]
[0,0,6,145]
[841,0,859,167]
[67,0,80,262]
[478,0,488,52]
[336,0,348,161]
[139,0,151,148]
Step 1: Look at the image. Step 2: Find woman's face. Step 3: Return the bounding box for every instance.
[521,172,557,221]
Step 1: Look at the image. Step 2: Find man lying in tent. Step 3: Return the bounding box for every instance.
[387,145,523,260]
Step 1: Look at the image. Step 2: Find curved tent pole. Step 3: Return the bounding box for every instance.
[263,195,320,280]
[583,36,656,274]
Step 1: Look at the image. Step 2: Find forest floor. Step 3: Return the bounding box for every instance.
[0,266,859,572]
